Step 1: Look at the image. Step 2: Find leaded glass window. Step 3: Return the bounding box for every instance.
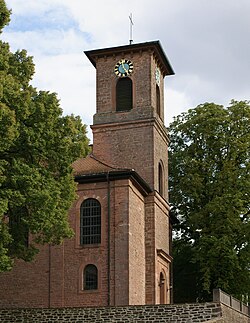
[80,199,101,245]
[84,264,98,290]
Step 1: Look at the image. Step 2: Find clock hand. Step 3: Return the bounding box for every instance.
[122,62,128,73]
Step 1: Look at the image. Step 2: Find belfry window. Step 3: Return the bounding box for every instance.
[156,85,161,116]
[80,198,101,245]
[116,78,133,111]
[158,162,164,196]
[84,264,98,290]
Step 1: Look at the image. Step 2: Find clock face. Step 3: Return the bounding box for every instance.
[114,59,133,77]
[155,67,161,85]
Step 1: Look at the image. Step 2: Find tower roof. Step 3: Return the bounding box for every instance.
[84,40,174,76]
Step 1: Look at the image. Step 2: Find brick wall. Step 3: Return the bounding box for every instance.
[111,178,146,305]
[92,120,155,188]
[153,119,169,198]
[0,246,50,308]
[0,303,223,323]
[128,182,146,304]
[0,178,147,308]
[94,50,153,119]
[144,193,157,304]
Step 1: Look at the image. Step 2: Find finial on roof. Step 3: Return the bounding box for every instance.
[129,13,134,45]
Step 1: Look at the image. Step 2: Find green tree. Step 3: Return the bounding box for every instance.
[0,0,89,271]
[169,101,250,301]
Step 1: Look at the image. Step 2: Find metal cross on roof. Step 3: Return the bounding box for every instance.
[129,13,134,45]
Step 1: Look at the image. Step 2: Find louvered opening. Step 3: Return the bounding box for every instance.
[158,162,163,196]
[116,78,133,111]
[156,85,161,116]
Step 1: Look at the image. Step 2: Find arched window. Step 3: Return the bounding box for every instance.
[80,198,101,245]
[156,85,161,116]
[116,78,133,111]
[84,264,98,290]
[158,162,164,196]
[159,271,166,304]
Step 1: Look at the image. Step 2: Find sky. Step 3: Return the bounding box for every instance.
[2,0,250,141]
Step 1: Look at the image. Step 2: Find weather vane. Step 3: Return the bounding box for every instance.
[129,13,134,45]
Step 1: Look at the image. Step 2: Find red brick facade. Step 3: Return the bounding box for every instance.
[0,41,174,308]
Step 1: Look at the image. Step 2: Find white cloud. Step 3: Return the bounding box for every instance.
[31,53,95,139]
[164,87,191,126]
[6,0,66,15]
[3,0,250,143]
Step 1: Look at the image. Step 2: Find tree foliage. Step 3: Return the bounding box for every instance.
[0,1,89,271]
[0,0,10,33]
[169,101,250,301]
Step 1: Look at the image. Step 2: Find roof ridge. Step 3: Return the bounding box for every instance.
[89,153,118,170]
[72,153,133,177]
[89,153,131,171]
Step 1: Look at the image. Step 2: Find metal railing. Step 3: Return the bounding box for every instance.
[213,288,249,316]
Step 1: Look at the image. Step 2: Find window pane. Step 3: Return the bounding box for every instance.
[84,264,98,290]
[80,199,101,245]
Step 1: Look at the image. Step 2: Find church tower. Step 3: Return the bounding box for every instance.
[82,41,175,305]
[0,41,175,309]
[85,41,174,193]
